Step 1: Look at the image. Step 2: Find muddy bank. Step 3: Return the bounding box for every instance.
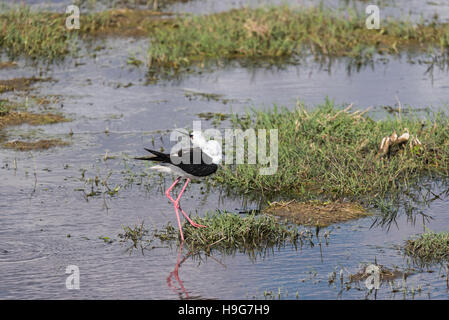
[265,200,370,227]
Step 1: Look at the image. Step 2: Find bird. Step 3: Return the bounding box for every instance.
[135,131,222,241]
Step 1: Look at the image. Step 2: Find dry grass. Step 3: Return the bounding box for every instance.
[0,61,17,69]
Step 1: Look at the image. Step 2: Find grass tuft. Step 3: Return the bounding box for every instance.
[0,7,166,60]
[404,231,449,264]
[153,211,313,255]
[214,99,449,202]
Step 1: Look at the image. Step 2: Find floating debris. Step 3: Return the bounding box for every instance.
[349,263,411,284]
[377,129,422,158]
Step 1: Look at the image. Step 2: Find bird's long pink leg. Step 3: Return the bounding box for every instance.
[165,177,184,241]
[174,179,207,229]
[165,177,181,202]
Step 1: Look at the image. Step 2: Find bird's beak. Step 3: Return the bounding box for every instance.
[175,129,191,138]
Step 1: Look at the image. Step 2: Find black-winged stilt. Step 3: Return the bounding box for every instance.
[135,131,221,241]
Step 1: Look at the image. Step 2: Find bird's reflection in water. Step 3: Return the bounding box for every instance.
[166,242,222,300]
[167,242,193,299]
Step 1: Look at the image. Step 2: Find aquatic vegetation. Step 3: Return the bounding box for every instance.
[118,221,154,253]
[147,6,449,71]
[214,99,449,203]
[404,231,449,265]
[153,211,314,255]
[0,7,166,60]
[3,4,449,67]
[265,200,370,227]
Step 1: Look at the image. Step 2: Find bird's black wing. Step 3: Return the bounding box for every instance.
[134,148,170,162]
[135,148,217,177]
[174,148,218,177]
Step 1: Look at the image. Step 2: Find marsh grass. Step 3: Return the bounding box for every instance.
[118,221,154,253]
[0,7,165,60]
[214,99,449,203]
[153,211,313,256]
[4,5,449,66]
[147,6,449,71]
[404,231,449,264]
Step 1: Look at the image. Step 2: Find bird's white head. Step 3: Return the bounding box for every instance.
[190,131,207,148]
[190,131,222,165]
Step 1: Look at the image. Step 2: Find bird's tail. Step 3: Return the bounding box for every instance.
[134,148,170,162]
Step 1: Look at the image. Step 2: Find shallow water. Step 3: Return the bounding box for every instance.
[2,1,449,300]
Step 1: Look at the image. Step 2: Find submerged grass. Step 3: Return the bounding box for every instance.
[214,99,449,203]
[404,231,449,264]
[148,6,449,70]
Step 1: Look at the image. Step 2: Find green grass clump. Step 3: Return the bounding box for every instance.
[155,211,307,255]
[148,6,449,70]
[0,7,160,60]
[0,8,106,60]
[214,99,449,201]
[404,231,449,264]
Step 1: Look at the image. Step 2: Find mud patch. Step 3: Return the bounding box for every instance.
[3,139,70,151]
[0,61,18,69]
[0,111,70,130]
[264,200,370,227]
[87,9,174,37]
[0,77,53,93]
[349,264,410,284]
